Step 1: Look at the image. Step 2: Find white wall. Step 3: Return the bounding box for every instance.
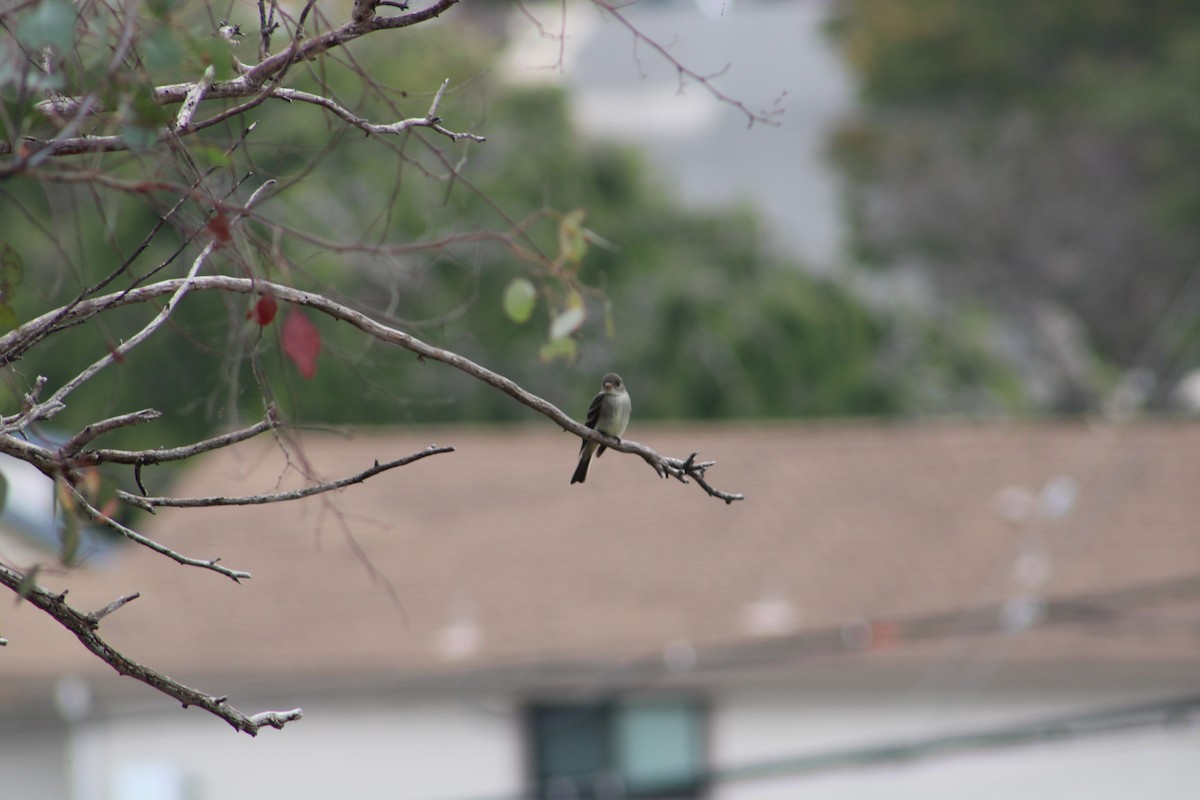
[709,683,1200,800]
[0,717,70,800]
[29,677,1200,800]
[69,692,522,800]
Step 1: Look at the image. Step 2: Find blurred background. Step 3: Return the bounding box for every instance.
[4,0,1200,798]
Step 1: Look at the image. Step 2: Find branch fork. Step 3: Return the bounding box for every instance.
[0,563,302,736]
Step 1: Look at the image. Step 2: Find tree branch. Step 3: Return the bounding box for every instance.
[273,79,485,142]
[59,409,163,460]
[65,484,252,582]
[8,276,745,502]
[79,406,282,467]
[3,242,213,433]
[118,444,456,510]
[173,65,215,132]
[5,0,470,161]
[0,563,301,735]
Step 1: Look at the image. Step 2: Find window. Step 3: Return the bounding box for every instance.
[528,697,705,799]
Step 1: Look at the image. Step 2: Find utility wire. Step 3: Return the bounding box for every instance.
[711,692,1200,786]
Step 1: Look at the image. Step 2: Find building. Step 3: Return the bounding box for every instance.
[3,421,1200,799]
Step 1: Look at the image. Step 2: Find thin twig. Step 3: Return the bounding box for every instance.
[589,0,784,129]
[89,592,141,623]
[66,484,252,582]
[118,445,455,510]
[59,409,162,459]
[6,242,212,432]
[1,177,274,435]
[82,406,280,467]
[273,79,485,142]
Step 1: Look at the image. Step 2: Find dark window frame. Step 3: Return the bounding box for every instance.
[523,694,709,800]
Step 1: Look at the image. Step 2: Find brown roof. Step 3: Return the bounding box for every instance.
[4,420,1200,704]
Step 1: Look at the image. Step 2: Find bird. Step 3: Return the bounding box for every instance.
[570,372,631,484]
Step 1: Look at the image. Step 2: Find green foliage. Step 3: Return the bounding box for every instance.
[15,0,76,55]
[833,0,1200,109]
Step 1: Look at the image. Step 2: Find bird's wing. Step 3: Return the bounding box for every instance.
[579,391,604,455]
[584,391,604,430]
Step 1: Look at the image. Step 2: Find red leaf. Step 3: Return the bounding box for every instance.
[247,292,278,326]
[206,211,231,247]
[98,497,120,523]
[282,307,321,379]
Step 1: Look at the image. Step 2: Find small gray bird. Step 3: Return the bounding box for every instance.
[571,372,631,484]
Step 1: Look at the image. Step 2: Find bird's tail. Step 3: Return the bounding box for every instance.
[570,446,593,484]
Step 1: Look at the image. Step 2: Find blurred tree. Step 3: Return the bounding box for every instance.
[830,0,1200,412]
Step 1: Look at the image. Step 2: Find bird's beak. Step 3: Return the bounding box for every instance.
[603,381,614,391]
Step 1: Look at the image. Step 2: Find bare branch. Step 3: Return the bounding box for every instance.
[89,592,141,623]
[174,65,215,131]
[81,407,281,467]
[66,484,252,582]
[5,243,213,433]
[273,78,486,142]
[247,709,305,730]
[1,176,274,435]
[0,432,58,475]
[59,409,162,459]
[0,563,298,735]
[118,444,456,510]
[24,276,745,501]
[4,0,470,162]
[0,126,260,371]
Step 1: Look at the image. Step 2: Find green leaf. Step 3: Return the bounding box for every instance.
[59,510,80,566]
[187,34,237,81]
[193,144,230,169]
[140,25,184,72]
[539,336,578,363]
[0,241,23,328]
[145,0,185,19]
[120,123,160,153]
[127,81,171,127]
[503,278,537,324]
[17,564,41,600]
[54,475,81,566]
[16,0,76,55]
[558,209,588,265]
[0,241,24,289]
[119,82,170,152]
